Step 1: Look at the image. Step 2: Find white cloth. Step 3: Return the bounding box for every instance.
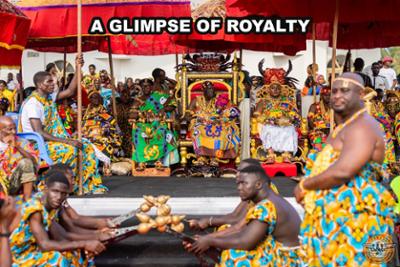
[20,97,45,132]
[20,92,58,133]
[0,141,7,154]
[239,98,250,159]
[259,124,298,153]
[7,80,17,91]
[91,144,111,165]
[379,67,397,89]
[363,65,372,77]
[370,74,390,90]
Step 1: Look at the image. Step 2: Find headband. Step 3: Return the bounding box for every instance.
[332,77,365,90]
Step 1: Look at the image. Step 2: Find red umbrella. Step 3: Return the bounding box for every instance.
[16,0,191,54]
[173,0,306,55]
[228,0,400,23]
[311,21,400,50]
[0,0,31,68]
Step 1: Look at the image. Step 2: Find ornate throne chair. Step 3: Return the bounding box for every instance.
[173,53,245,177]
[251,60,308,177]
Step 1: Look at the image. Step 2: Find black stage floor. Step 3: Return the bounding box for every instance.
[79,176,297,198]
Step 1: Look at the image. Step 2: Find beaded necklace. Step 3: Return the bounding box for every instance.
[332,108,367,138]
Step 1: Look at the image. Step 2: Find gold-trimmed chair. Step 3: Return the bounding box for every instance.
[250,82,309,172]
[173,53,245,176]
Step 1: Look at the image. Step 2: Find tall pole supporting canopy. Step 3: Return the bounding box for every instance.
[312,23,317,103]
[77,0,83,195]
[107,36,117,117]
[330,0,339,132]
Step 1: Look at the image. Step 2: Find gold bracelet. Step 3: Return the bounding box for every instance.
[299,179,307,192]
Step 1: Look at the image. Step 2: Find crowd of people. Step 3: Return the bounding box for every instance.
[0,52,398,266]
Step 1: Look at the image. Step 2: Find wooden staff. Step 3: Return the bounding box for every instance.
[312,23,317,103]
[107,36,117,117]
[77,0,83,195]
[330,0,339,132]
[63,47,67,89]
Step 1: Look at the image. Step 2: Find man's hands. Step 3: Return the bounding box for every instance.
[65,139,83,149]
[189,235,212,254]
[294,179,306,204]
[188,218,209,230]
[84,240,106,255]
[3,135,16,147]
[96,229,116,242]
[75,54,84,68]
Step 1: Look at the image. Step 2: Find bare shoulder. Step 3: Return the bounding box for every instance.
[345,113,384,141]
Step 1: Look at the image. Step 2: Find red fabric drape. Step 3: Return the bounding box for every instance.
[0,0,30,68]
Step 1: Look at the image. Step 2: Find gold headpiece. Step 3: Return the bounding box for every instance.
[332,77,365,91]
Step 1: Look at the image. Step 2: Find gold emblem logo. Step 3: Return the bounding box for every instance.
[364,234,396,263]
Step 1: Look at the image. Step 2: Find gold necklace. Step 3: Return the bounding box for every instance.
[332,107,367,138]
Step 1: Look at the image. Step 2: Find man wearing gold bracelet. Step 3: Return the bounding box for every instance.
[294,73,395,266]
[187,166,301,266]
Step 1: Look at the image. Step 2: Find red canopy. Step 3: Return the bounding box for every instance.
[173,0,306,55]
[311,22,400,50]
[16,0,191,54]
[0,0,31,68]
[228,0,400,50]
[228,0,400,24]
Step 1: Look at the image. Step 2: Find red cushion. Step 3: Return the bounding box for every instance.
[190,81,230,101]
[262,163,297,177]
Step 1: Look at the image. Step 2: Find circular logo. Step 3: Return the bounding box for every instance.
[364,234,396,263]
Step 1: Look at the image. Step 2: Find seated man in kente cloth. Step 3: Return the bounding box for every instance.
[307,86,331,152]
[294,73,396,266]
[386,90,400,149]
[186,166,301,266]
[131,78,179,170]
[0,116,39,201]
[82,89,122,175]
[254,71,301,163]
[10,171,105,266]
[188,81,241,166]
[19,55,107,194]
[365,87,396,167]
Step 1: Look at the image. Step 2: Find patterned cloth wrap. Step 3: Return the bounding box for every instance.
[0,137,39,195]
[132,91,179,166]
[132,120,178,166]
[371,102,396,164]
[217,198,301,267]
[300,145,395,267]
[307,102,330,152]
[190,95,241,159]
[394,113,400,151]
[10,193,93,267]
[19,91,107,194]
[57,104,75,136]
[82,104,122,161]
